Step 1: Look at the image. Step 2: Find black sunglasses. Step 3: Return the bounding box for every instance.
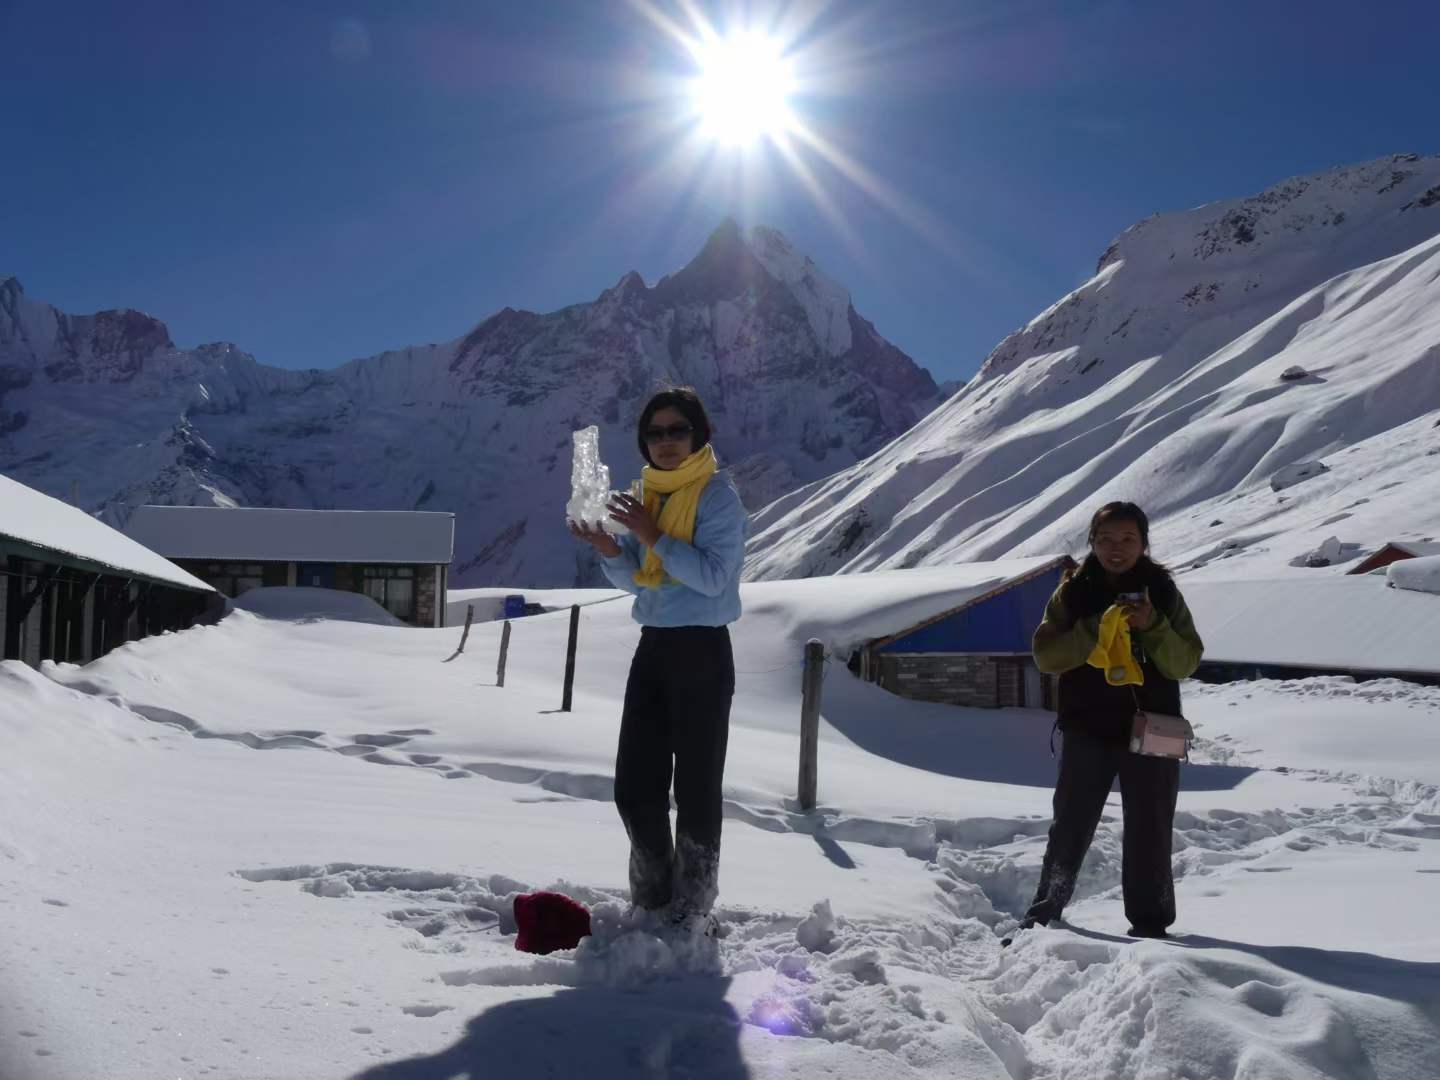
[643,422,694,443]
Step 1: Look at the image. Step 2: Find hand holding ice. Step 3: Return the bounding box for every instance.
[566,426,627,534]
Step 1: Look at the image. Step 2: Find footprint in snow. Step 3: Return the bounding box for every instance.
[401,1005,454,1018]
[350,733,411,748]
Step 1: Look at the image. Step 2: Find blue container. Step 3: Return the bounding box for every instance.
[502,594,526,619]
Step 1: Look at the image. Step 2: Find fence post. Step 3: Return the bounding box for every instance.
[560,604,581,711]
[496,619,512,688]
[798,638,824,811]
[458,604,474,652]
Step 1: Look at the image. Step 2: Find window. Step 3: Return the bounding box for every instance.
[362,566,416,622]
[202,563,265,597]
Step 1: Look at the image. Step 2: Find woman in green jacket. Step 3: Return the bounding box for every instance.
[1020,501,1203,940]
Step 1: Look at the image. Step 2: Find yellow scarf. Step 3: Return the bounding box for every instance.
[633,443,718,589]
[1088,605,1144,686]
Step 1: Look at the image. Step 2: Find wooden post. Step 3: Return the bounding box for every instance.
[457,604,474,653]
[496,619,512,688]
[798,639,824,811]
[442,604,476,663]
[560,604,580,712]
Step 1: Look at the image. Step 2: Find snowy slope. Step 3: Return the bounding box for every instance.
[0,222,938,588]
[2,579,1436,1079]
[745,154,1440,582]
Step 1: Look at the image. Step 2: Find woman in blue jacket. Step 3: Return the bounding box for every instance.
[569,387,747,927]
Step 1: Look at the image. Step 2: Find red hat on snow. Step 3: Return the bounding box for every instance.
[513,891,592,955]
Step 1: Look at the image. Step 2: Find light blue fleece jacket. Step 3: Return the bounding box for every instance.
[599,470,747,627]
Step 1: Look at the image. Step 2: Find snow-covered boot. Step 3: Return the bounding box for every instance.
[672,834,720,918]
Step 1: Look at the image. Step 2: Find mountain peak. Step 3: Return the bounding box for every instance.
[652,218,764,306]
[0,275,22,297]
[711,216,743,242]
[607,269,648,298]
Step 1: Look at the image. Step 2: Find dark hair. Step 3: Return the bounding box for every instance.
[1088,501,1150,547]
[1070,500,1171,581]
[636,387,713,466]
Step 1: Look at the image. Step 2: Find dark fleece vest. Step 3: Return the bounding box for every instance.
[1056,561,1184,741]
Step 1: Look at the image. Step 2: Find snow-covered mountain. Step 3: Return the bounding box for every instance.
[745,154,1440,581]
[0,221,938,586]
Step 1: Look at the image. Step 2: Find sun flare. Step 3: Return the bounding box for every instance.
[689,32,796,147]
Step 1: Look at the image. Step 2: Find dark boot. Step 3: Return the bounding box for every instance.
[1127,925,1169,939]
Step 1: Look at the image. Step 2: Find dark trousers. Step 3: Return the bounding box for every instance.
[614,625,734,914]
[1026,729,1181,931]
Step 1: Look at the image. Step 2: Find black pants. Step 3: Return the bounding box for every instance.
[1026,728,1181,931]
[614,625,734,914]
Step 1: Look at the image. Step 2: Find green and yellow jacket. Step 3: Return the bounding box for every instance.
[1033,559,1204,741]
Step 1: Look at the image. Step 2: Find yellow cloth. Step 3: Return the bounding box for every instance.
[633,443,718,589]
[1087,605,1145,686]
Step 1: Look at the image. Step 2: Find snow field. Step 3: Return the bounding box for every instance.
[1,579,1437,1079]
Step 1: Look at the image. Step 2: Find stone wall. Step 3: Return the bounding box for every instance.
[877,653,1000,708]
[876,652,1056,710]
[417,565,441,629]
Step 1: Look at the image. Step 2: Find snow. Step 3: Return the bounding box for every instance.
[746,226,854,357]
[738,555,1069,655]
[1388,553,1440,595]
[1384,540,1440,559]
[0,471,210,591]
[1268,460,1328,492]
[1186,676,1440,784]
[233,585,406,626]
[123,505,456,564]
[3,571,1437,1079]
[1184,573,1440,675]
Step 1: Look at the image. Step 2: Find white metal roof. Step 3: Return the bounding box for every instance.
[123,505,455,565]
[0,474,212,591]
[1182,573,1440,675]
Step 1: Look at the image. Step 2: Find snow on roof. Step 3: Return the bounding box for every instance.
[1182,573,1440,675]
[1388,554,1440,596]
[123,506,455,564]
[743,555,1072,653]
[0,473,211,591]
[1388,540,1440,558]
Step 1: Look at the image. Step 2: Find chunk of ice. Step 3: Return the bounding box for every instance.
[566,426,629,535]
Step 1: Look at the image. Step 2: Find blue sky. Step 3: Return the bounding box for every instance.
[3,0,1438,383]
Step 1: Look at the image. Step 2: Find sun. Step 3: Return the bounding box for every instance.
[689,32,796,147]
